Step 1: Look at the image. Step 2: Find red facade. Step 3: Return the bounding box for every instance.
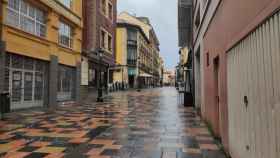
[83,0,117,65]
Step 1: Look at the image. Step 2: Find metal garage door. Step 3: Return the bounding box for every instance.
[227,11,280,158]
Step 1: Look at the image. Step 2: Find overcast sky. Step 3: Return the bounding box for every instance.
[117,0,179,70]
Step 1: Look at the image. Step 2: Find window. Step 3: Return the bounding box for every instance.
[59,21,73,48]
[127,29,137,41]
[108,35,112,51]
[127,45,137,65]
[101,30,106,49]
[100,28,113,53]
[108,3,113,20]
[100,0,114,20]
[59,0,72,8]
[6,0,46,37]
[101,0,106,15]
[88,68,96,87]
[57,65,73,93]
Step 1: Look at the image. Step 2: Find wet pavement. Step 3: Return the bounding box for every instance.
[0,87,226,158]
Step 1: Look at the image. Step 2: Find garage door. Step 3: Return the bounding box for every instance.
[227,11,280,158]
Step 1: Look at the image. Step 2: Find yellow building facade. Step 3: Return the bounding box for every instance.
[0,0,82,110]
[114,12,159,89]
[113,27,128,84]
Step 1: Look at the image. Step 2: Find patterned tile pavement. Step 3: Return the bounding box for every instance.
[0,87,227,158]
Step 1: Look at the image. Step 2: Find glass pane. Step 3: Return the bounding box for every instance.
[12,71,22,102]
[24,72,33,101]
[24,58,34,70]
[34,72,43,100]
[59,22,72,47]
[7,9,20,27]
[20,0,28,15]
[36,23,46,37]
[12,55,23,69]
[5,53,10,67]
[20,15,35,34]
[28,5,35,18]
[4,68,9,92]
[35,60,44,72]
[36,9,45,23]
[8,0,20,10]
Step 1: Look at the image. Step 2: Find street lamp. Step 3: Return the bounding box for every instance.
[94,48,104,102]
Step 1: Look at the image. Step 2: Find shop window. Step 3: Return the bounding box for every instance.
[24,58,34,70]
[89,68,97,87]
[12,54,23,69]
[6,0,46,37]
[59,21,73,48]
[57,65,73,93]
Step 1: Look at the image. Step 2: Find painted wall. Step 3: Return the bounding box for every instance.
[193,0,220,117]
[203,0,280,154]
[114,27,128,83]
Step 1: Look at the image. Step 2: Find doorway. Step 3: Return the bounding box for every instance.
[214,56,221,137]
[128,75,135,88]
[8,55,45,110]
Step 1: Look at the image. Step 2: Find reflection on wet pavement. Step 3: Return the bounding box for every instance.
[0,87,226,158]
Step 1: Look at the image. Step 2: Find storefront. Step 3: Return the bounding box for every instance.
[57,65,75,102]
[5,53,47,110]
[128,67,136,88]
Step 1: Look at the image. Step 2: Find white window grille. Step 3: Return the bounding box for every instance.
[59,21,73,48]
[6,0,46,37]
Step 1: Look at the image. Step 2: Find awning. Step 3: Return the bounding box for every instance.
[139,73,153,78]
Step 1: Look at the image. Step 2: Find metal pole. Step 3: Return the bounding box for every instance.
[97,49,103,102]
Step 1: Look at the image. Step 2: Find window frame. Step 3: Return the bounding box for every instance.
[6,0,47,37]
[108,34,112,52]
[100,0,114,22]
[100,27,113,53]
[108,1,113,20]
[58,21,73,49]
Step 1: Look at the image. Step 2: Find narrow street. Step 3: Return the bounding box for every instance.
[0,88,225,158]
